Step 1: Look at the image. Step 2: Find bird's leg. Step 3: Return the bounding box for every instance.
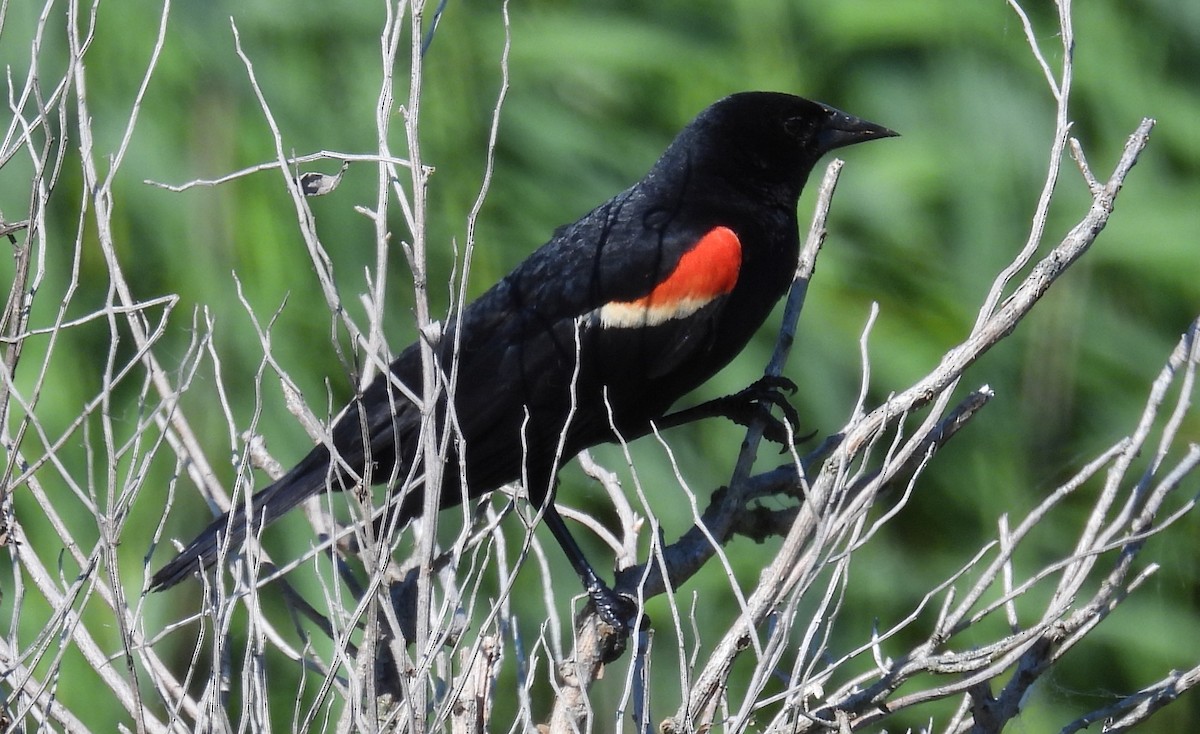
[657,375,809,446]
[540,503,640,635]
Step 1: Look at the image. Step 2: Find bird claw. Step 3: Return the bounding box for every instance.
[581,586,647,663]
[591,586,643,630]
[723,375,807,447]
[750,374,798,396]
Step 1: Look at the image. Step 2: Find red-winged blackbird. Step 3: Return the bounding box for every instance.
[149,92,895,629]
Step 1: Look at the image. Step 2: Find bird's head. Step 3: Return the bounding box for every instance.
[665,91,898,204]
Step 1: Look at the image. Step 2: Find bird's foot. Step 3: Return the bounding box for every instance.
[580,583,647,664]
[657,375,810,448]
[720,375,810,447]
[590,586,642,631]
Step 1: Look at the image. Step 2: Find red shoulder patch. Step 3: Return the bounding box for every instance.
[600,226,742,328]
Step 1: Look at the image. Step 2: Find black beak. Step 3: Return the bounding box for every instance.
[816,105,899,153]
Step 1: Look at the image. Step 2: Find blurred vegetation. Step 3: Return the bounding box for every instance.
[2,0,1198,729]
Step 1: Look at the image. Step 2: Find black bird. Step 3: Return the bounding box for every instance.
[149,92,895,629]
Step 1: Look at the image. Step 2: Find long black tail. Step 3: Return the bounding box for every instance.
[148,447,334,591]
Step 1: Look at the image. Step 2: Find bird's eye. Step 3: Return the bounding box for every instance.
[783,116,814,139]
